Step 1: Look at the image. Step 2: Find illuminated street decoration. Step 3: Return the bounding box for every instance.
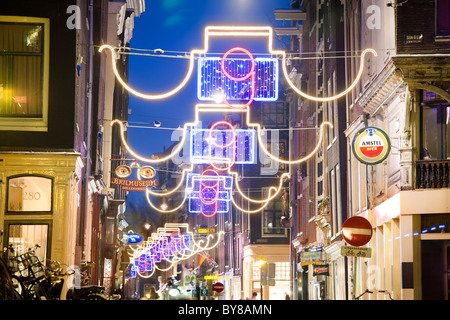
[102,26,376,215]
[99,26,376,102]
[190,127,256,165]
[128,223,224,278]
[112,104,332,214]
[186,170,233,217]
[198,57,278,102]
[101,26,378,281]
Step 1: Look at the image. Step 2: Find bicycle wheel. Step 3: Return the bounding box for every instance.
[0,282,23,300]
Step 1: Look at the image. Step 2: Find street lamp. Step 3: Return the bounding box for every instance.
[160,199,168,210]
[257,259,266,300]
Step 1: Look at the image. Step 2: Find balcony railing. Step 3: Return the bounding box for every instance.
[416,160,450,189]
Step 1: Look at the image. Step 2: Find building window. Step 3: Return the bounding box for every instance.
[437,0,450,36]
[274,262,290,280]
[7,175,53,213]
[421,100,450,160]
[262,188,285,236]
[0,16,49,131]
[261,102,288,128]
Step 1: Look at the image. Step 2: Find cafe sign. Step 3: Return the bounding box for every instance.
[352,127,391,165]
[313,264,329,276]
[300,251,321,266]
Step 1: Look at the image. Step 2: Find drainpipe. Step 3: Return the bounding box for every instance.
[343,0,350,301]
[82,0,94,262]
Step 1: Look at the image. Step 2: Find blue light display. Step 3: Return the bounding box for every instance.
[190,128,256,165]
[186,172,233,215]
[197,57,278,101]
[132,231,193,277]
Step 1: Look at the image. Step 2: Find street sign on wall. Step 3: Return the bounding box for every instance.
[342,216,373,247]
[352,126,391,165]
[127,233,143,244]
[341,246,372,258]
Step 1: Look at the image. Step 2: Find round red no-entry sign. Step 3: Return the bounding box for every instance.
[342,216,373,247]
[213,282,224,293]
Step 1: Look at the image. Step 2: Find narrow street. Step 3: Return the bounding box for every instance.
[0,0,449,306]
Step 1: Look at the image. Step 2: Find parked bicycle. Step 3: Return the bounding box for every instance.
[48,261,106,300]
[8,244,55,300]
[5,241,106,300]
[354,289,394,300]
[0,230,22,300]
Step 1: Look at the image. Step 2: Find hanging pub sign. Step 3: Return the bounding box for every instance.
[352,126,391,165]
[300,250,321,266]
[313,264,329,276]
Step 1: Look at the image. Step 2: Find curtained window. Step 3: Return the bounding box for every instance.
[0,16,49,130]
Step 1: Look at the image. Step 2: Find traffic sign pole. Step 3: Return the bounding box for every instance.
[341,216,373,299]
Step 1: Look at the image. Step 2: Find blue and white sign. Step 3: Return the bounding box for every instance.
[127,233,143,244]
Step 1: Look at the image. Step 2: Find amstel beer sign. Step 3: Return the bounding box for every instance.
[352,127,390,165]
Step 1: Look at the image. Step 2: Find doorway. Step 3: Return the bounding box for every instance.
[421,240,450,300]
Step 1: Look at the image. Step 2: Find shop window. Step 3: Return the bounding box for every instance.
[0,16,49,131]
[7,176,52,213]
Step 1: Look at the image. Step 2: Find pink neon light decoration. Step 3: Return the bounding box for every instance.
[207,120,237,171]
[220,47,256,109]
[208,120,237,148]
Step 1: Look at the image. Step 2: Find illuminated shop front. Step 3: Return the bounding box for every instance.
[0,152,84,269]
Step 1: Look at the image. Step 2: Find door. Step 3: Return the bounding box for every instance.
[445,242,450,300]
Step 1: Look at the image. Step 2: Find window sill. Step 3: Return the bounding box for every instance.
[0,118,48,132]
[435,35,450,42]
